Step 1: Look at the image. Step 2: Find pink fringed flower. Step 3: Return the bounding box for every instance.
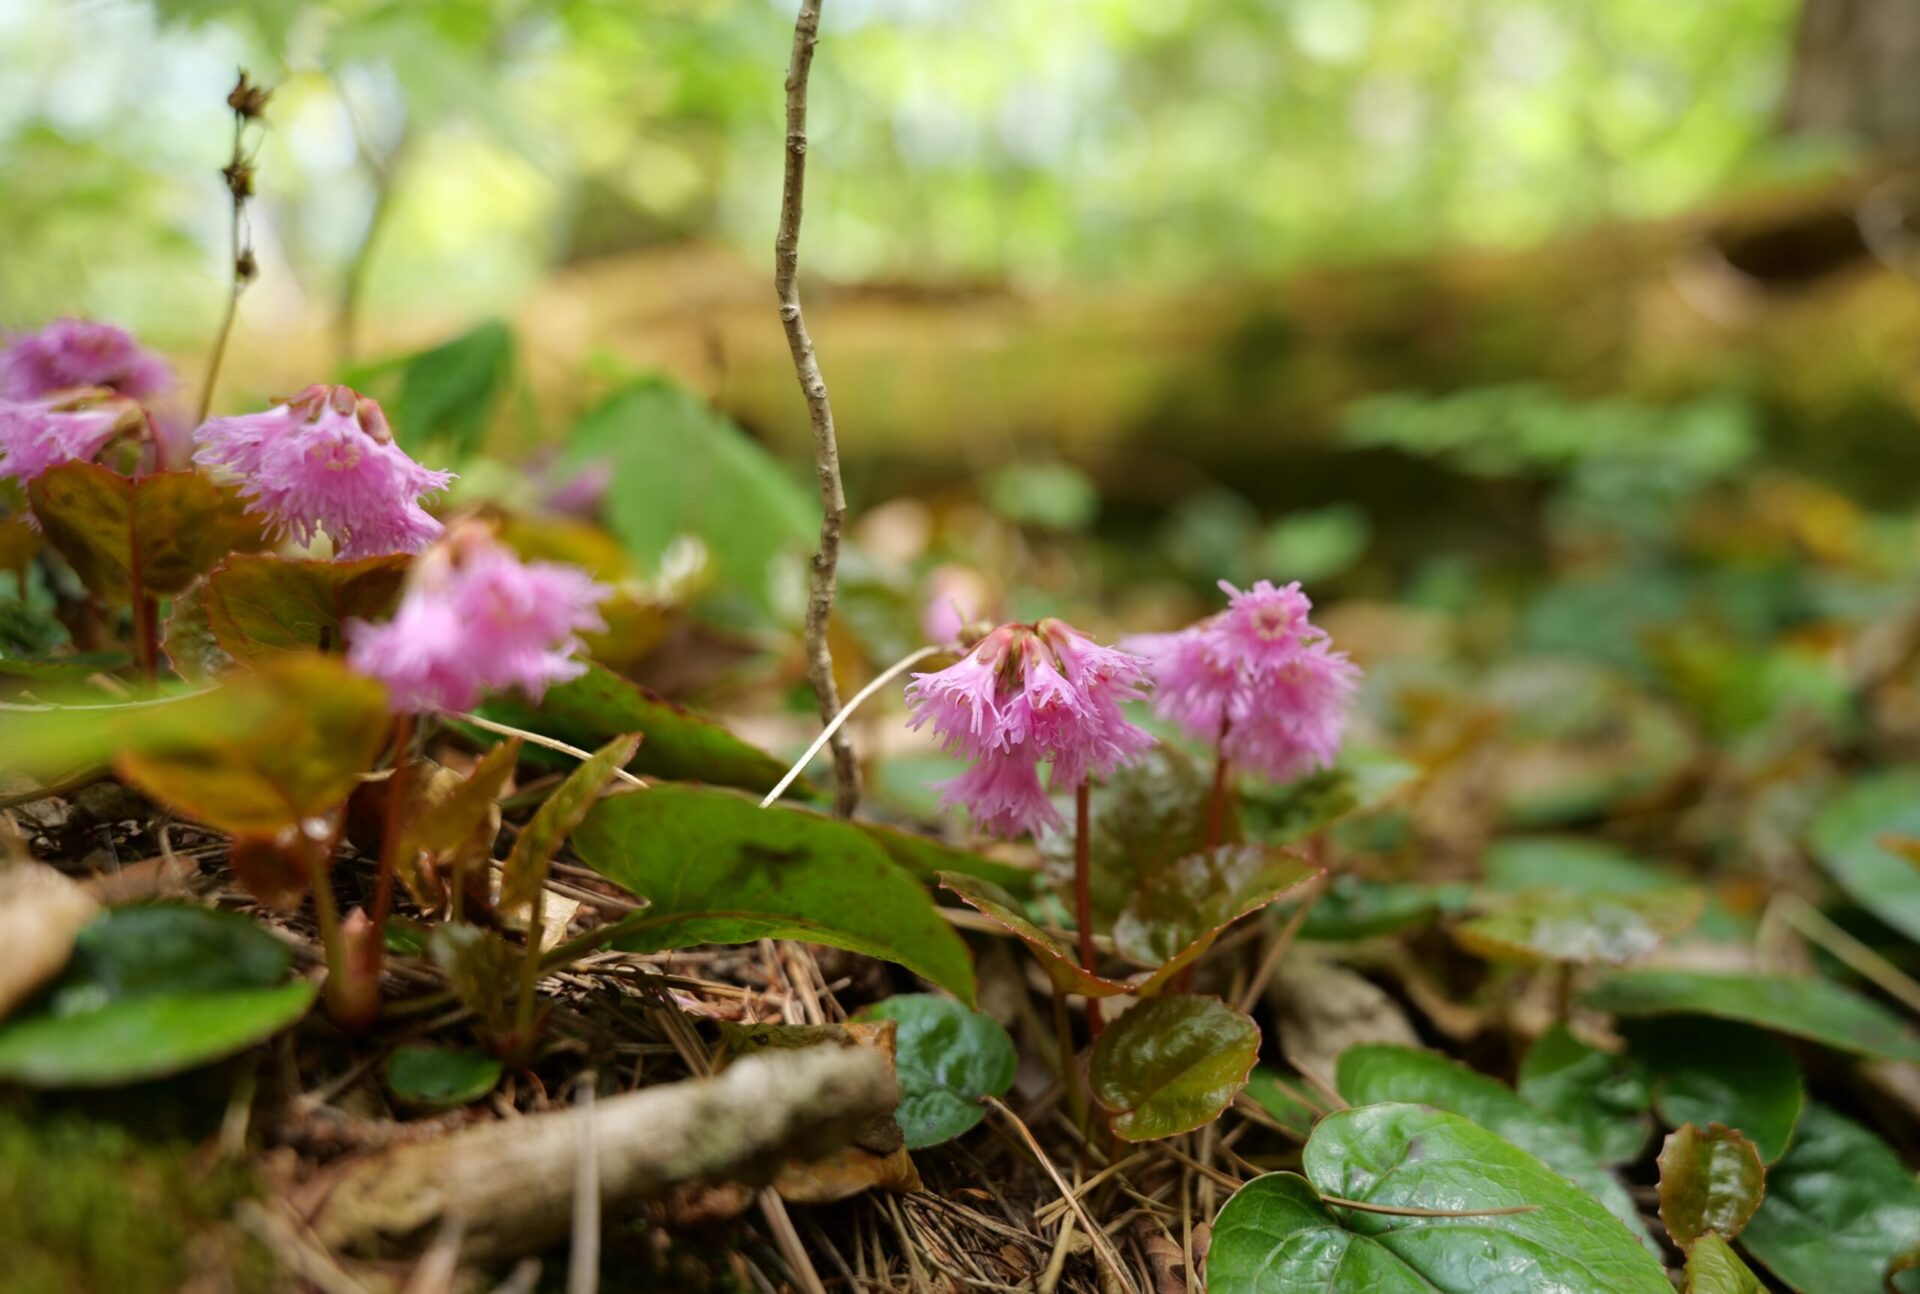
[905,619,1154,837]
[1126,579,1360,782]
[193,385,454,559]
[346,526,610,713]
[1,319,172,402]
[0,394,136,484]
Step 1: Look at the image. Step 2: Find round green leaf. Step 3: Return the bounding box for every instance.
[572,784,977,1003]
[1334,1042,1654,1249]
[0,904,315,1087]
[1587,970,1920,1062]
[1517,1024,1653,1166]
[1685,1234,1765,1293]
[1208,1105,1672,1293]
[386,1044,503,1108]
[857,994,1015,1149]
[1454,886,1703,965]
[1625,1017,1802,1163]
[1742,1103,1920,1294]
[1089,994,1258,1141]
[938,871,1133,999]
[1807,768,1920,944]
[1657,1123,1765,1247]
[1113,843,1322,991]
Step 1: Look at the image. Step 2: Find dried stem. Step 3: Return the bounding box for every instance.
[199,76,265,424]
[776,0,858,818]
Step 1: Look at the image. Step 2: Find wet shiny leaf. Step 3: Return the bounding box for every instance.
[1741,1103,1920,1294]
[1626,1017,1802,1162]
[1089,994,1259,1141]
[1112,843,1322,991]
[1208,1105,1671,1293]
[1656,1123,1764,1247]
[1334,1042,1654,1248]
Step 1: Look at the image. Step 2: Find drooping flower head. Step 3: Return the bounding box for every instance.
[1125,578,1360,782]
[345,523,610,714]
[905,618,1154,837]
[0,391,140,484]
[193,384,454,558]
[1,319,172,402]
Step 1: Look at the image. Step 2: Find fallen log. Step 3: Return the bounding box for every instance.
[306,1043,897,1259]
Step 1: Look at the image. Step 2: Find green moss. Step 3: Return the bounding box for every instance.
[0,1100,276,1294]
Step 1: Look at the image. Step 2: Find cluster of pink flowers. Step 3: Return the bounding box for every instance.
[194,384,453,558]
[905,620,1154,836]
[1125,580,1360,781]
[0,393,138,484]
[346,524,609,714]
[1,319,172,402]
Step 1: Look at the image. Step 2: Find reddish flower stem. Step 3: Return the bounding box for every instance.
[1073,781,1105,1037]
[132,592,159,682]
[1205,714,1233,849]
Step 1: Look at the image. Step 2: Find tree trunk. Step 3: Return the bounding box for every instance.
[1783,0,1920,148]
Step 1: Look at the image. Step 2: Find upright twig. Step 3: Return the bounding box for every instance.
[775,0,858,818]
[198,71,269,424]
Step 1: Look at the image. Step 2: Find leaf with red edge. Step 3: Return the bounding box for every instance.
[1089,993,1260,1140]
[938,871,1133,999]
[29,462,264,603]
[1657,1123,1765,1247]
[1113,844,1323,994]
[199,551,409,660]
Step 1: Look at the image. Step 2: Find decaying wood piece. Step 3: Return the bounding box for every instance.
[307,1044,897,1259]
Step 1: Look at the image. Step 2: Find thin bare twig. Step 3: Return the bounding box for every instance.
[776,0,858,818]
[985,1097,1143,1294]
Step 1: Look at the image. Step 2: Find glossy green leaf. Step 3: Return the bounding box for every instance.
[113,656,391,836]
[1208,1106,1672,1293]
[1113,844,1322,991]
[572,784,977,1003]
[1626,1017,1802,1163]
[197,553,409,662]
[1656,1123,1764,1247]
[565,377,815,624]
[471,661,789,794]
[1242,1067,1322,1140]
[1587,970,1920,1062]
[1334,1042,1655,1249]
[0,905,314,1087]
[1684,1234,1765,1293]
[1517,1024,1652,1166]
[499,734,639,910]
[937,871,1132,999]
[1455,886,1702,965]
[1088,994,1259,1141]
[385,1044,503,1108]
[28,463,263,603]
[1742,1103,1920,1294]
[1039,745,1221,929]
[1806,768,1920,944]
[857,994,1015,1148]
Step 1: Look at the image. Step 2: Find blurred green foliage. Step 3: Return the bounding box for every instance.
[0,0,1831,337]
